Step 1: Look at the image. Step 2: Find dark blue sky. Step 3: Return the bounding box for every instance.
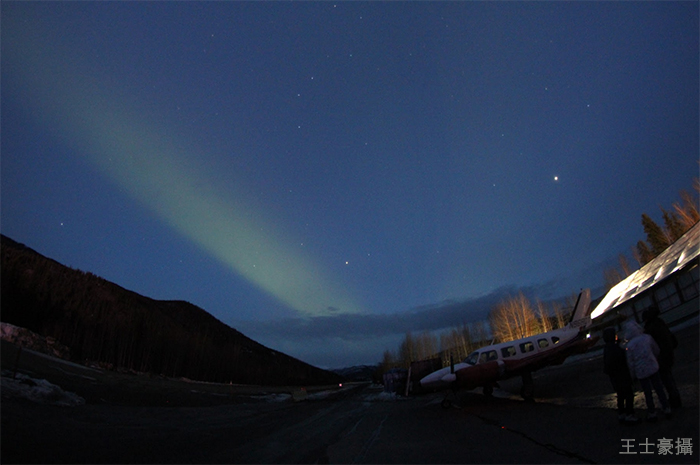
[2,2,698,368]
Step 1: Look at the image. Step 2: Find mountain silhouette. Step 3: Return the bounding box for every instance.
[1,235,342,386]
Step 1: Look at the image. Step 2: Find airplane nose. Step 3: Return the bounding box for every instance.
[420,366,457,390]
[420,371,442,389]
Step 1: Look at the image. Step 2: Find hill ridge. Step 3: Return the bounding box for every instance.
[0,234,341,386]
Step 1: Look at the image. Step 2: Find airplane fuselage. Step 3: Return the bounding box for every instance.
[419,326,596,391]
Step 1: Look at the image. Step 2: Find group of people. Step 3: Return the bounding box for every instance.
[603,306,682,423]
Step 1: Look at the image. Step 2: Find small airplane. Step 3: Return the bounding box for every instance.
[420,289,597,406]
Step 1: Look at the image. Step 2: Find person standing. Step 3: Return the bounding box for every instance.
[623,320,671,422]
[603,327,637,423]
[643,306,682,408]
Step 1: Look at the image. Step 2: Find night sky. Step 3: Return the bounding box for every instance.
[2,2,698,368]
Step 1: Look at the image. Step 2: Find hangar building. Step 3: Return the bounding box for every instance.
[591,221,699,326]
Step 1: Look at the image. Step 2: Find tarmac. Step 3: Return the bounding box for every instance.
[1,319,698,464]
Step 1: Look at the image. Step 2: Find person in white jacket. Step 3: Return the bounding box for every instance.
[623,320,671,421]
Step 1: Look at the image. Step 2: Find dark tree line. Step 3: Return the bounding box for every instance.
[603,179,699,290]
[0,235,341,386]
[636,180,699,266]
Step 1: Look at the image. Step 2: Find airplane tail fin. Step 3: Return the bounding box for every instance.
[567,288,592,330]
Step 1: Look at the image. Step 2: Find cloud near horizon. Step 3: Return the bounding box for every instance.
[233,281,595,368]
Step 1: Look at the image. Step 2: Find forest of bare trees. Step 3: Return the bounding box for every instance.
[487,292,569,343]
[378,292,571,377]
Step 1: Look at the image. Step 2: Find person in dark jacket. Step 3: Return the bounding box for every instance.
[603,327,637,423]
[643,306,682,408]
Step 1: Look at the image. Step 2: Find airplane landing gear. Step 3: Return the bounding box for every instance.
[520,371,535,403]
[441,396,452,409]
[441,387,460,409]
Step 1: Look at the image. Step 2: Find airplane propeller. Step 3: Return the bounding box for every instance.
[442,353,458,408]
[441,354,457,383]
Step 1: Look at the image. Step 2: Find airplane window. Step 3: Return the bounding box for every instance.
[501,346,516,358]
[464,352,479,365]
[538,339,549,349]
[519,341,535,353]
[479,350,497,363]
[551,336,560,344]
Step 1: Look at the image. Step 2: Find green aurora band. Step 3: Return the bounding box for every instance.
[4,16,363,318]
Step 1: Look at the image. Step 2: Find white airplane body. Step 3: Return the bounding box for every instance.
[420,289,597,401]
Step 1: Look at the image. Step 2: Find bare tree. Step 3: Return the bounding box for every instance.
[414,331,438,361]
[618,253,634,276]
[398,331,415,368]
[604,254,634,291]
[470,320,491,346]
[378,349,398,377]
[439,322,478,366]
[551,300,567,329]
[488,302,517,343]
[603,267,624,292]
[536,299,552,333]
[673,180,700,230]
[488,292,539,343]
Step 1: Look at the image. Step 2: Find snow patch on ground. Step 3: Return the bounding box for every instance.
[306,385,353,400]
[363,391,405,402]
[247,386,355,403]
[1,371,85,406]
[1,322,71,359]
[190,389,229,397]
[250,393,292,402]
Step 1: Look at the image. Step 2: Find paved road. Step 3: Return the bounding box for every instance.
[2,321,698,464]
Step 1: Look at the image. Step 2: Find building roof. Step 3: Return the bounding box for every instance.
[591,221,700,319]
